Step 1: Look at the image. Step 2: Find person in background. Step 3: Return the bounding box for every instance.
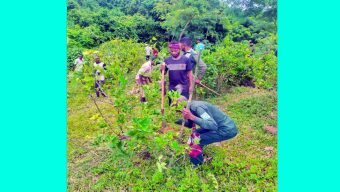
[74,54,84,73]
[249,40,255,55]
[93,56,107,97]
[180,37,207,84]
[194,38,205,52]
[152,47,159,60]
[145,44,152,61]
[135,60,156,103]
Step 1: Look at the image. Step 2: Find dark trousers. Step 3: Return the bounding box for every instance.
[94,80,106,97]
[190,128,238,166]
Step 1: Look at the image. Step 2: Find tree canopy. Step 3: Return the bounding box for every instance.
[67,0,277,89]
[67,0,277,47]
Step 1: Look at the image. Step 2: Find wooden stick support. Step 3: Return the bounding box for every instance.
[178,51,201,142]
[161,67,166,129]
[197,82,221,96]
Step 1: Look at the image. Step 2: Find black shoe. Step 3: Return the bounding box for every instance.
[140,97,147,103]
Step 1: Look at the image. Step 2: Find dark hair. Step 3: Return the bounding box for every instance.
[179,37,192,47]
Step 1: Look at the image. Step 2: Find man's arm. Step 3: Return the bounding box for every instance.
[182,107,218,130]
[194,54,207,80]
[185,57,194,93]
[197,60,207,80]
[187,70,194,93]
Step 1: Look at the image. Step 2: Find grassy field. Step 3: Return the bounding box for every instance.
[68,81,277,191]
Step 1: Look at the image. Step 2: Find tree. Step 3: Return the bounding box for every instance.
[221,0,277,21]
[153,0,225,41]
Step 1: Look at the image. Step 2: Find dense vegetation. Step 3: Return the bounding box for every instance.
[67,0,277,90]
[67,0,277,191]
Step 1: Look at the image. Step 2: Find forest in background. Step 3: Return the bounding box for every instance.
[67,0,277,90]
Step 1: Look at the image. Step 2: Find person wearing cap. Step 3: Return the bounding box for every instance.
[160,41,194,103]
[145,44,152,61]
[180,37,207,84]
[135,60,156,103]
[178,99,238,167]
[93,56,107,97]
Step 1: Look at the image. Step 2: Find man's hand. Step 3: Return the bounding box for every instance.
[160,63,166,72]
[182,108,195,121]
[195,79,201,84]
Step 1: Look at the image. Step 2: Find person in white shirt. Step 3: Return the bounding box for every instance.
[135,60,155,102]
[145,44,152,61]
[93,57,107,97]
[74,55,84,73]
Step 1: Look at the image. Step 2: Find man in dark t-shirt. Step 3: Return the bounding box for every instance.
[161,41,194,100]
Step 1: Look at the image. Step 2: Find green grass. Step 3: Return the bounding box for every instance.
[68,82,277,191]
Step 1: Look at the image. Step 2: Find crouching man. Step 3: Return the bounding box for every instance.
[179,99,238,167]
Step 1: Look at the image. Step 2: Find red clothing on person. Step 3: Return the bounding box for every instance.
[152,47,158,57]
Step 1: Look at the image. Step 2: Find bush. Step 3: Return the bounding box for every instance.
[202,36,277,91]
